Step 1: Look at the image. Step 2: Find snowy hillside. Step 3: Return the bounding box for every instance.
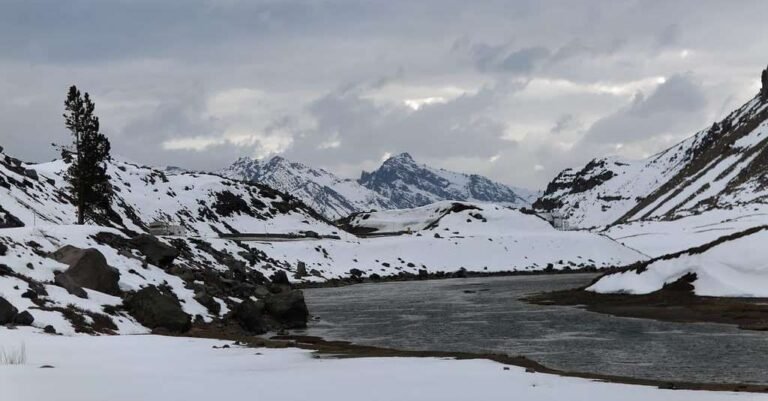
[0,148,648,335]
[602,205,768,257]
[589,226,768,297]
[288,201,646,278]
[221,156,393,220]
[340,201,548,235]
[535,78,768,229]
[360,153,536,209]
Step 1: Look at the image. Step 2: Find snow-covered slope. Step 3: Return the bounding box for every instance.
[535,75,768,229]
[589,226,768,297]
[360,153,536,209]
[221,156,393,220]
[602,205,768,257]
[340,201,547,235]
[0,148,647,335]
[0,149,344,334]
[268,202,645,277]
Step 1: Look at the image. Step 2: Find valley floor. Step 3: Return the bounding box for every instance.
[1,328,766,401]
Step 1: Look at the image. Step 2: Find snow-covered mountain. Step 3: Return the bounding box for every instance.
[222,153,538,220]
[535,69,768,230]
[359,152,537,209]
[0,147,643,335]
[220,156,394,220]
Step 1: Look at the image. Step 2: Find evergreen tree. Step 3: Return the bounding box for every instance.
[62,85,113,225]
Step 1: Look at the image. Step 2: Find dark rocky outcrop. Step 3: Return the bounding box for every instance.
[0,296,18,324]
[53,273,88,298]
[124,286,191,333]
[52,246,121,296]
[14,310,34,326]
[264,290,309,329]
[129,234,179,268]
[232,299,267,334]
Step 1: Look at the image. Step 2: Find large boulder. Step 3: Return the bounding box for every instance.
[129,234,179,268]
[0,296,18,324]
[14,310,34,326]
[232,299,267,334]
[53,273,88,298]
[52,246,121,296]
[265,290,309,329]
[124,286,191,333]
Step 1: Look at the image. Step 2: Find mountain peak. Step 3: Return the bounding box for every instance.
[385,152,415,164]
[359,152,533,209]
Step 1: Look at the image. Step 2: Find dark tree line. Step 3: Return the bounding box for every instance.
[62,85,113,224]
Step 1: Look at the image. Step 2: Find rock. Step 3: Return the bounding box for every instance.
[52,245,121,296]
[14,311,34,326]
[124,286,191,333]
[232,299,267,334]
[23,168,38,180]
[0,296,18,324]
[270,270,290,286]
[0,242,7,256]
[128,234,179,268]
[254,285,271,298]
[264,290,309,329]
[54,273,88,298]
[294,261,308,279]
[43,325,56,334]
[194,291,221,316]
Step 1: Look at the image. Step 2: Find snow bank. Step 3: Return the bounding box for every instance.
[590,227,768,297]
[0,328,754,401]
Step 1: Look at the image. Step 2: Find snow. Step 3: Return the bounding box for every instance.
[0,328,759,401]
[590,227,768,297]
[271,203,645,279]
[603,205,768,257]
[538,93,768,229]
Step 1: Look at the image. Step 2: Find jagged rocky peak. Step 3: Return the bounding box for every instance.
[536,65,768,229]
[221,154,393,220]
[358,152,536,209]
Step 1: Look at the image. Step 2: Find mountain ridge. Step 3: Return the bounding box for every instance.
[534,68,768,230]
[222,152,538,219]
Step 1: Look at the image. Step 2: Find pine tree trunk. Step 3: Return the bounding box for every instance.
[76,131,84,225]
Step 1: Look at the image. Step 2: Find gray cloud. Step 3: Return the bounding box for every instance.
[582,74,707,145]
[2,0,768,189]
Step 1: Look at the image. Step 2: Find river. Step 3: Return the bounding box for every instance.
[302,274,768,384]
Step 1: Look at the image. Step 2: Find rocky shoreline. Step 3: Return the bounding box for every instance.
[174,326,768,394]
[523,273,768,331]
[295,267,600,289]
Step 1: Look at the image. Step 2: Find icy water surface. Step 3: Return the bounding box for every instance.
[302,274,768,384]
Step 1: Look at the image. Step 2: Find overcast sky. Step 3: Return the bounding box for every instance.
[2,0,767,189]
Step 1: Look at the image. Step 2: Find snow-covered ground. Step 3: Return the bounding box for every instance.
[0,328,761,401]
[274,203,645,278]
[602,205,768,257]
[590,227,768,297]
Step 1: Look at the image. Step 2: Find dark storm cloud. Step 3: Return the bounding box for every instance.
[582,74,707,145]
